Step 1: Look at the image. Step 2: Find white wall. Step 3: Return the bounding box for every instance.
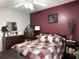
[0,7,30,51]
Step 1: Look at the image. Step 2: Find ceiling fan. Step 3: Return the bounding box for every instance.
[14,0,46,10]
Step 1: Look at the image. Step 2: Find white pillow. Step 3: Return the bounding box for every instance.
[40,35,47,42]
[55,37,60,43]
[47,34,54,43]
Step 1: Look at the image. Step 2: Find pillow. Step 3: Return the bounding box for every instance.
[36,33,43,39]
[47,34,54,43]
[54,37,60,43]
[53,34,62,43]
[39,34,47,42]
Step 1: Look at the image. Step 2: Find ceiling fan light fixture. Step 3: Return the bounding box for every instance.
[24,0,32,3]
[24,3,29,8]
[14,0,46,11]
[24,2,34,10]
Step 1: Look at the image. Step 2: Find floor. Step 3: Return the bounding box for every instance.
[0,49,30,59]
[62,53,76,59]
[0,50,76,59]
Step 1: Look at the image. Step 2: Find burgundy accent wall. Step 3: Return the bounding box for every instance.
[30,1,79,41]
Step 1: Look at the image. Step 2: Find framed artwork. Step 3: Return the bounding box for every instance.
[48,13,58,23]
[6,22,17,32]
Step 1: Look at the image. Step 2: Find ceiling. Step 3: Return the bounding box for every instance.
[5,0,75,13]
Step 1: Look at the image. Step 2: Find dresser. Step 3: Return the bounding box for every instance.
[2,35,25,51]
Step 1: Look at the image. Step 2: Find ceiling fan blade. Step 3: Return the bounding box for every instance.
[33,2,46,7]
[14,2,24,8]
[29,3,34,10]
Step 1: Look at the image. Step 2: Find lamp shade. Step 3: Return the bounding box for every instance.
[35,26,40,31]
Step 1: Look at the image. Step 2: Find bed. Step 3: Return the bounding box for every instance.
[1,34,66,59]
[11,34,66,59]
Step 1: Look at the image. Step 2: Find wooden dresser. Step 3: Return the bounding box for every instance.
[3,35,25,51]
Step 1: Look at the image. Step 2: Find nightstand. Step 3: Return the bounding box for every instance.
[66,40,77,55]
[62,40,76,59]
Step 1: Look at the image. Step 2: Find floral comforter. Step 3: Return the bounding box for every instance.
[12,41,62,59]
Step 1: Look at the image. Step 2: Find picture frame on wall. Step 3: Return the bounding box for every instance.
[48,13,58,23]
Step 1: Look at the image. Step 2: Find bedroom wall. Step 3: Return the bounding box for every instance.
[0,7,30,51]
[31,1,79,42]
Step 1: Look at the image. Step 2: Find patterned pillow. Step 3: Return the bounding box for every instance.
[38,33,47,42]
[39,36,47,42]
[53,34,62,43]
[47,34,54,43]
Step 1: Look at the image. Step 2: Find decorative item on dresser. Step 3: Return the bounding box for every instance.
[3,35,25,51]
[1,26,8,51]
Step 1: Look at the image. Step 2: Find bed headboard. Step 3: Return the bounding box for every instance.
[39,33,67,39]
